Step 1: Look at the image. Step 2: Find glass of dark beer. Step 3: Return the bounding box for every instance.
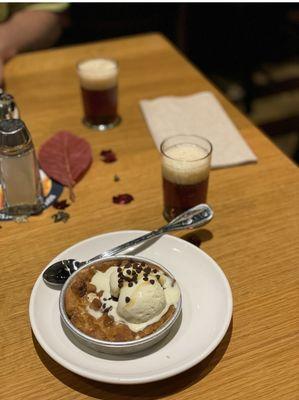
[161,135,212,221]
[77,58,121,131]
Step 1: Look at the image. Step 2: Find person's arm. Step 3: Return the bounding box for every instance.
[0,9,64,85]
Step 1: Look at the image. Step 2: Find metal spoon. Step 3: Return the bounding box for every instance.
[43,203,213,287]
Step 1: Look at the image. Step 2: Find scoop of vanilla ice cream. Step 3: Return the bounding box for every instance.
[117,276,166,324]
[109,269,120,298]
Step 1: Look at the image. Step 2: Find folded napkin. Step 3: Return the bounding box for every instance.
[140,91,257,168]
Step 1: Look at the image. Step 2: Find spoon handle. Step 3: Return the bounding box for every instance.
[86,204,213,264]
[87,228,166,264]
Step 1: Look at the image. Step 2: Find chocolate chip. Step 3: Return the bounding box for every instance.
[90,298,102,311]
[111,296,118,301]
[127,269,131,275]
[136,267,142,273]
[117,267,122,273]
[156,274,160,280]
[118,282,123,288]
[125,296,130,303]
[128,282,133,287]
[150,279,155,285]
[144,267,151,274]
[153,269,157,273]
[143,276,148,281]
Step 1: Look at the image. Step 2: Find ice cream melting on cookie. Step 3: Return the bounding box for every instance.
[87,261,180,332]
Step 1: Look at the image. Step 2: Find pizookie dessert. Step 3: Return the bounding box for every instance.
[64,258,181,342]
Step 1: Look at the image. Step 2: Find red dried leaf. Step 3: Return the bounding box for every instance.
[113,194,134,204]
[38,131,92,201]
[53,199,70,210]
[100,150,117,163]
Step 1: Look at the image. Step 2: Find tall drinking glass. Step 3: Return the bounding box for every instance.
[77,58,121,131]
[161,135,212,221]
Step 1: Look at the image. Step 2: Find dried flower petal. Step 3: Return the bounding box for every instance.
[100,150,117,163]
[53,199,70,210]
[51,211,70,223]
[113,194,134,205]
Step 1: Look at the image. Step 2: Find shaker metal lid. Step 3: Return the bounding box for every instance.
[0,119,31,147]
[0,91,17,120]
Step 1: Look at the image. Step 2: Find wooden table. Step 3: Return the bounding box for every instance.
[2,33,298,400]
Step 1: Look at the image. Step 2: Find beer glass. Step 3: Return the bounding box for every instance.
[161,135,212,221]
[77,58,121,131]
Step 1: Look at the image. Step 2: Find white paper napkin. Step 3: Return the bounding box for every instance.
[140,91,257,168]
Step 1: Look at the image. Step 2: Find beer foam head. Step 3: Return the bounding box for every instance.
[162,143,211,185]
[77,58,118,90]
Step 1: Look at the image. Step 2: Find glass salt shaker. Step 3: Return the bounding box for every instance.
[0,119,44,216]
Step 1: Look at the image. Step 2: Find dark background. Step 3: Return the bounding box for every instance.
[58,3,299,163]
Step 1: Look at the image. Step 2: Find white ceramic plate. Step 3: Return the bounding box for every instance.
[29,231,233,385]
